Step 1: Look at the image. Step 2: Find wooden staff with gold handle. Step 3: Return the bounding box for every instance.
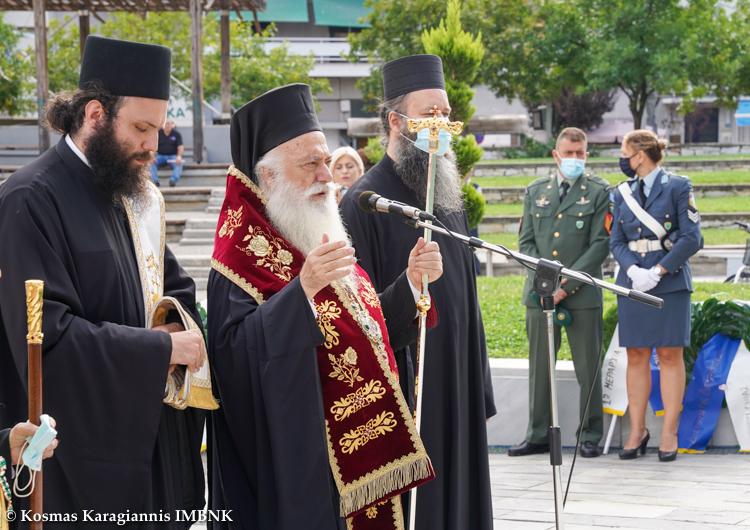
[405,108,462,530]
[25,280,44,530]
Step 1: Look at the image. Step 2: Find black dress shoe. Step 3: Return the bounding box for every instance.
[579,441,601,458]
[619,429,650,460]
[507,441,550,457]
[658,449,677,462]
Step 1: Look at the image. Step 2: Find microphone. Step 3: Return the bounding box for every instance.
[358,191,437,222]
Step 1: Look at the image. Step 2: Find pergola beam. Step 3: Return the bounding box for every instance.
[33,0,49,154]
[219,6,231,123]
[190,0,204,163]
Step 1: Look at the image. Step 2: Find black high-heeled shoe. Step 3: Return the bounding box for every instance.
[619,429,650,460]
[658,449,677,462]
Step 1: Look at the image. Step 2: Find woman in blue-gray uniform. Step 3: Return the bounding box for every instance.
[610,130,702,463]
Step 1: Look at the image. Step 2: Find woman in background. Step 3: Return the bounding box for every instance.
[331,146,365,200]
[610,130,702,462]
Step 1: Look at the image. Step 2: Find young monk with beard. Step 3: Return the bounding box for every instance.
[207,83,443,529]
[0,36,208,526]
[340,55,496,530]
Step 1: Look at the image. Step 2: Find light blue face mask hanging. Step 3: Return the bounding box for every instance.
[559,158,585,180]
[398,114,453,156]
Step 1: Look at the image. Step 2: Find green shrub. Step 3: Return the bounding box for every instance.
[363,137,385,165]
[505,136,557,159]
[462,183,486,230]
[454,133,484,178]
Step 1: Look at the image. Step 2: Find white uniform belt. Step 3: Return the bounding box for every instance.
[628,239,662,253]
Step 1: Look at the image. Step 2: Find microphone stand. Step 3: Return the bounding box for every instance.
[402,218,662,530]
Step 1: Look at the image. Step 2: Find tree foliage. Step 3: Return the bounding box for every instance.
[17,12,329,111]
[551,88,617,133]
[421,0,484,125]
[203,17,329,109]
[348,0,485,105]
[0,13,33,115]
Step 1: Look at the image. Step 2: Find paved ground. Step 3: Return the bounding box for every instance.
[490,449,750,529]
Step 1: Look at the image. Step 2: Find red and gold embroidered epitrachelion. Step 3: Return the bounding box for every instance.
[212,167,434,529]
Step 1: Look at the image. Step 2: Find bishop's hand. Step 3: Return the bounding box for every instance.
[300,233,356,300]
[167,329,206,374]
[408,237,443,288]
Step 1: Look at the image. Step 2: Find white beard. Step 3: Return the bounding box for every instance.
[262,175,358,292]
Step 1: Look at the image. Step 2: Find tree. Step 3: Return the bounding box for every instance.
[202,18,330,109]
[421,0,484,125]
[0,13,34,115]
[551,88,617,133]
[348,0,485,106]
[20,12,329,111]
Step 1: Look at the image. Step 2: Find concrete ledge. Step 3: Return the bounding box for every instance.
[482,183,750,204]
[480,211,750,233]
[487,357,739,448]
[474,158,750,178]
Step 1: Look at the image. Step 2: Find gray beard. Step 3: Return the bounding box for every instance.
[391,134,464,213]
[261,176,359,293]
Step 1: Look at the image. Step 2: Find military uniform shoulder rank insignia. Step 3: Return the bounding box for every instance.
[577,197,590,205]
[535,194,550,208]
[687,191,700,223]
[576,220,584,229]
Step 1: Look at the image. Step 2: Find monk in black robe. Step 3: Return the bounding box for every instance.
[206,84,442,529]
[0,36,207,527]
[339,55,496,530]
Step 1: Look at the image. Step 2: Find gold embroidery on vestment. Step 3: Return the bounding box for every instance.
[359,276,381,309]
[330,380,386,421]
[219,205,243,238]
[237,225,294,281]
[328,347,364,387]
[339,411,398,454]
[317,300,342,349]
[366,500,388,519]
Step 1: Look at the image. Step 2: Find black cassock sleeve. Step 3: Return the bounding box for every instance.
[207,272,345,530]
[0,185,194,513]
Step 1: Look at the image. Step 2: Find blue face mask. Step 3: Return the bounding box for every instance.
[619,156,638,178]
[559,158,585,180]
[398,114,452,156]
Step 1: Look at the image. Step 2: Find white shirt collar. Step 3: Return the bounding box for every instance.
[65,134,90,167]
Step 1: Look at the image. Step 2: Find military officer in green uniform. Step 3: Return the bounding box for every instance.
[509,127,611,458]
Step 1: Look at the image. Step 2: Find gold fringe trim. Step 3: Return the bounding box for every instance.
[186,385,220,410]
[338,456,432,517]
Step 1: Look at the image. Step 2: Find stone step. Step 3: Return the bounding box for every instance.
[206,206,222,213]
[176,255,212,267]
[185,219,219,230]
[160,187,214,212]
[182,228,217,239]
[183,266,211,278]
[194,277,208,291]
[179,238,216,246]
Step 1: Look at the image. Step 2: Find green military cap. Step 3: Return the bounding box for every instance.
[529,292,573,327]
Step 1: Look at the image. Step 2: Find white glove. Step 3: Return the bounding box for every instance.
[627,265,658,292]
